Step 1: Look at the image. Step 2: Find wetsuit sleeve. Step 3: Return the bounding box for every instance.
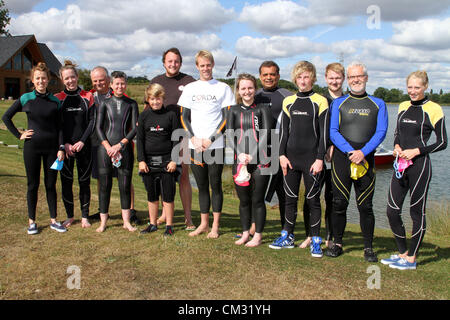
[124,101,138,142]
[170,111,179,155]
[96,101,107,143]
[316,98,329,160]
[279,101,290,157]
[136,112,146,162]
[225,107,236,154]
[1,99,23,139]
[180,106,194,139]
[420,116,447,155]
[360,99,388,156]
[207,106,229,143]
[57,102,64,147]
[329,99,355,154]
[257,105,273,164]
[79,93,96,143]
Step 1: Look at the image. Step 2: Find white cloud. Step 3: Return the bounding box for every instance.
[236,35,327,59]
[391,18,450,50]
[10,0,234,41]
[239,0,450,35]
[239,0,348,34]
[4,0,43,14]
[310,0,450,22]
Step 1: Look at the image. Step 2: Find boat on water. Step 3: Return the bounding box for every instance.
[375,145,395,165]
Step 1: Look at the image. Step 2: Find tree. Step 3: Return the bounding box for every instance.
[373,87,388,101]
[0,0,11,36]
[78,69,93,91]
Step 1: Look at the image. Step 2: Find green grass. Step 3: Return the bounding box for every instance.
[0,99,449,300]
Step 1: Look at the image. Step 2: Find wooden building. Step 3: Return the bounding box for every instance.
[0,35,63,99]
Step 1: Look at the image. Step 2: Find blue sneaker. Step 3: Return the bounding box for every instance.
[310,236,323,258]
[269,230,294,249]
[50,222,67,233]
[380,254,402,265]
[27,223,38,235]
[389,258,417,270]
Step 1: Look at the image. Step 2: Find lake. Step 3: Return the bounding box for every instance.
[190,103,450,230]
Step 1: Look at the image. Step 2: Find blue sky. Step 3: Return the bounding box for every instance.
[5,0,450,93]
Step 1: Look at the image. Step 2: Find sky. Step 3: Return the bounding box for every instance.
[5,0,450,93]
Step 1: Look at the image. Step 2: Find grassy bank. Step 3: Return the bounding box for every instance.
[0,100,449,300]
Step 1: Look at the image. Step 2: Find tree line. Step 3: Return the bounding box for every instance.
[77,69,450,105]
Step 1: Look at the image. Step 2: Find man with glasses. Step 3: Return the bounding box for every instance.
[325,62,388,262]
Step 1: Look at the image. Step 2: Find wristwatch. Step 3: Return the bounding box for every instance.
[59,144,65,151]
[119,142,125,150]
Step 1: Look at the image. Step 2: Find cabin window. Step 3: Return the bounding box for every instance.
[13,52,22,70]
[23,49,32,71]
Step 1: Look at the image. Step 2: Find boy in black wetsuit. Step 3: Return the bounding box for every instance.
[137,84,178,236]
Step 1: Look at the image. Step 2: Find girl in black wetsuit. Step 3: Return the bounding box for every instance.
[2,62,66,234]
[55,60,95,229]
[226,73,273,247]
[95,71,139,233]
[137,84,178,236]
[382,71,447,270]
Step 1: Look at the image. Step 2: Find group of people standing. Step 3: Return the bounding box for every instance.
[2,47,447,270]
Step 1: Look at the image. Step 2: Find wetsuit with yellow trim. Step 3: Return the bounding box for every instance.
[303,90,339,241]
[329,92,388,249]
[279,90,329,237]
[387,97,447,258]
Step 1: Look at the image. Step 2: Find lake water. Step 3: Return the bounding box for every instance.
[190,104,449,230]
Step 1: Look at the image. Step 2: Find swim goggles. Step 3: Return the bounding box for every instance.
[350,161,368,180]
[393,154,412,179]
[234,163,250,186]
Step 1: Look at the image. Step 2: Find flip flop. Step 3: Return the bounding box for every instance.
[185,225,196,231]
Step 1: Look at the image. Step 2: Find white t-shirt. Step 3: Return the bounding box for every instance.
[178,79,235,149]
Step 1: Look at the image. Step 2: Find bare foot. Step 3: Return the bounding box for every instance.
[245,233,262,247]
[189,225,209,237]
[123,223,137,232]
[96,224,107,233]
[235,232,250,245]
[156,218,165,226]
[207,229,220,239]
[62,218,75,228]
[81,218,91,228]
[299,237,311,248]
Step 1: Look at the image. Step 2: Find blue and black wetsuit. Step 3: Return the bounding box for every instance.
[279,90,329,237]
[226,102,273,234]
[329,92,388,248]
[56,88,95,219]
[387,97,447,257]
[96,94,138,213]
[2,90,63,221]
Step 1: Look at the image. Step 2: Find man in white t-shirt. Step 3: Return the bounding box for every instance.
[179,50,235,238]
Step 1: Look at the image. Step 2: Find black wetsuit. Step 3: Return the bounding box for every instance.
[255,87,293,228]
[96,94,138,213]
[279,90,329,237]
[56,88,95,219]
[2,90,63,221]
[90,88,112,179]
[303,90,338,240]
[387,97,447,257]
[226,102,273,233]
[137,107,178,202]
